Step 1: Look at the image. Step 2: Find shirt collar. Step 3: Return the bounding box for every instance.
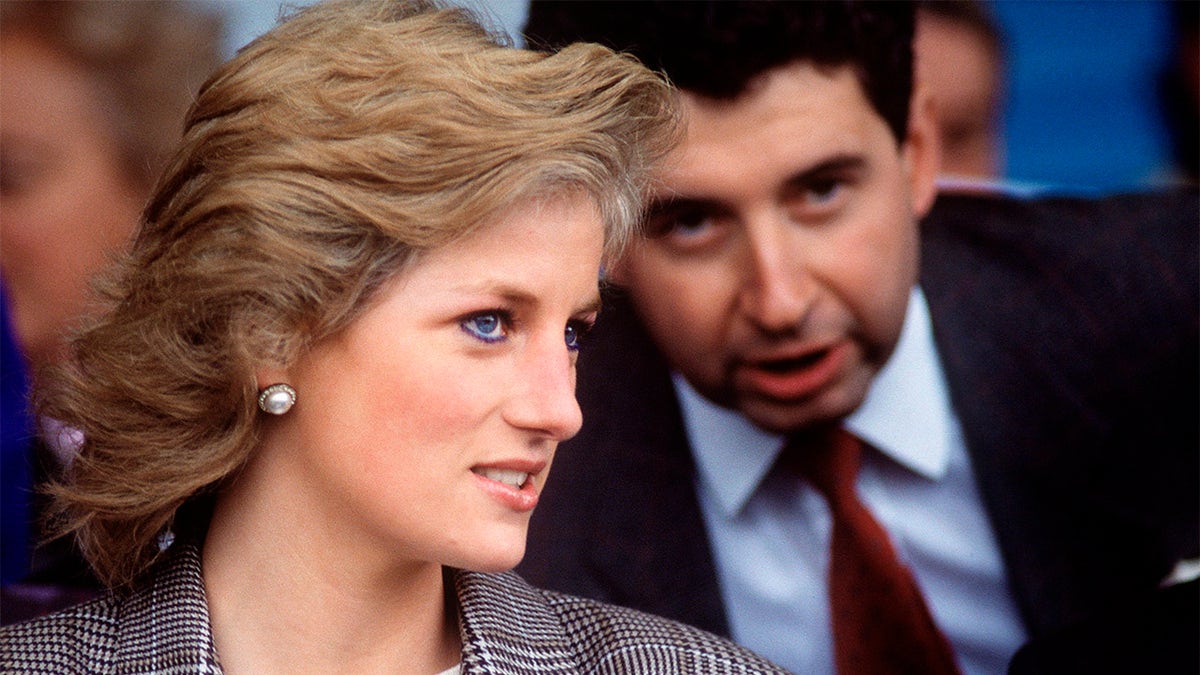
[679,287,954,518]
[675,372,782,517]
[844,287,954,480]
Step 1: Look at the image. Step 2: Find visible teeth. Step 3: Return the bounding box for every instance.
[475,468,529,489]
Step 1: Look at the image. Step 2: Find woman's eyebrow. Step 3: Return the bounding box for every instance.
[450,281,601,316]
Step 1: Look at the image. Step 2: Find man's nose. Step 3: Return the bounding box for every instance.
[737,216,814,334]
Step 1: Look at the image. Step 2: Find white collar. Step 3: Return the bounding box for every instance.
[680,287,955,517]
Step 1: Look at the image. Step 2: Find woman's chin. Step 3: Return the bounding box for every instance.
[465,548,525,574]
[443,536,526,574]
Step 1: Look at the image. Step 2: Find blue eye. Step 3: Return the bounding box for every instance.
[461,312,508,343]
[565,320,593,352]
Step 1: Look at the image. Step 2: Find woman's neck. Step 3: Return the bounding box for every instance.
[202,465,461,674]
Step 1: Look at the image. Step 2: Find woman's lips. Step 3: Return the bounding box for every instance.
[471,463,543,512]
[735,341,850,402]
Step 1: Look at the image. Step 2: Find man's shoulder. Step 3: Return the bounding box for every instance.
[922,186,1198,254]
[920,187,1198,327]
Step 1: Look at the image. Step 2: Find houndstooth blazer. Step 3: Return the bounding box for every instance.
[1,543,788,674]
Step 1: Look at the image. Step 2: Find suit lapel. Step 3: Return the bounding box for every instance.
[918,192,1197,637]
[920,197,1099,637]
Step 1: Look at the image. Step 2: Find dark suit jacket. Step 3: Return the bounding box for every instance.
[519,189,1199,671]
[1,543,788,674]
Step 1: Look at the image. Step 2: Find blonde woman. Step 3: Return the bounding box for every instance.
[0,1,787,673]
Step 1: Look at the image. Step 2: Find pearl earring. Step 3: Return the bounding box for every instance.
[257,383,297,415]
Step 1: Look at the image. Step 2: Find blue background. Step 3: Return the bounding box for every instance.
[991,0,1179,192]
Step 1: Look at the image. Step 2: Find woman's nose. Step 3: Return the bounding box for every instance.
[504,335,584,441]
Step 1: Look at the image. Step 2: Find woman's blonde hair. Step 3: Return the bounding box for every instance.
[38,0,679,589]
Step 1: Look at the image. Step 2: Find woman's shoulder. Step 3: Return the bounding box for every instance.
[458,570,790,674]
[2,543,220,674]
[1,592,121,673]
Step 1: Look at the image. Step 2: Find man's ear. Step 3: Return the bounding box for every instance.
[603,248,635,287]
[902,85,941,219]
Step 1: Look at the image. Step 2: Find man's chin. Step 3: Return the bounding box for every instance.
[738,391,862,435]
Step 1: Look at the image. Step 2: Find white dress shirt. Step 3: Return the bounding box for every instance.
[678,287,1027,674]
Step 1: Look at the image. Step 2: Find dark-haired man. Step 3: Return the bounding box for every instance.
[518,2,1198,674]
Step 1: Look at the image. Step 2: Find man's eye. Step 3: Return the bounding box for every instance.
[806,178,843,205]
[564,319,594,352]
[461,312,509,343]
[659,206,713,238]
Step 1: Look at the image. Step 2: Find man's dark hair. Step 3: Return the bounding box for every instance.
[524,1,915,143]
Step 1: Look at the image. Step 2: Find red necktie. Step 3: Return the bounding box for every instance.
[788,428,961,675]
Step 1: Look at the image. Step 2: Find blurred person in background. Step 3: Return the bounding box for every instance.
[0,0,224,618]
[914,0,1005,182]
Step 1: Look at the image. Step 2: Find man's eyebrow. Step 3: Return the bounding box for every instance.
[645,154,867,216]
[645,194,724,216]
[782,154,867,189]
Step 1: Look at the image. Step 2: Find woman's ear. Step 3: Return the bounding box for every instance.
[254,367,290,392]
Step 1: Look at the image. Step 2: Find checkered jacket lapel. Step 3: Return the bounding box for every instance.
[112,545,222,673]
[457,569,577,673]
